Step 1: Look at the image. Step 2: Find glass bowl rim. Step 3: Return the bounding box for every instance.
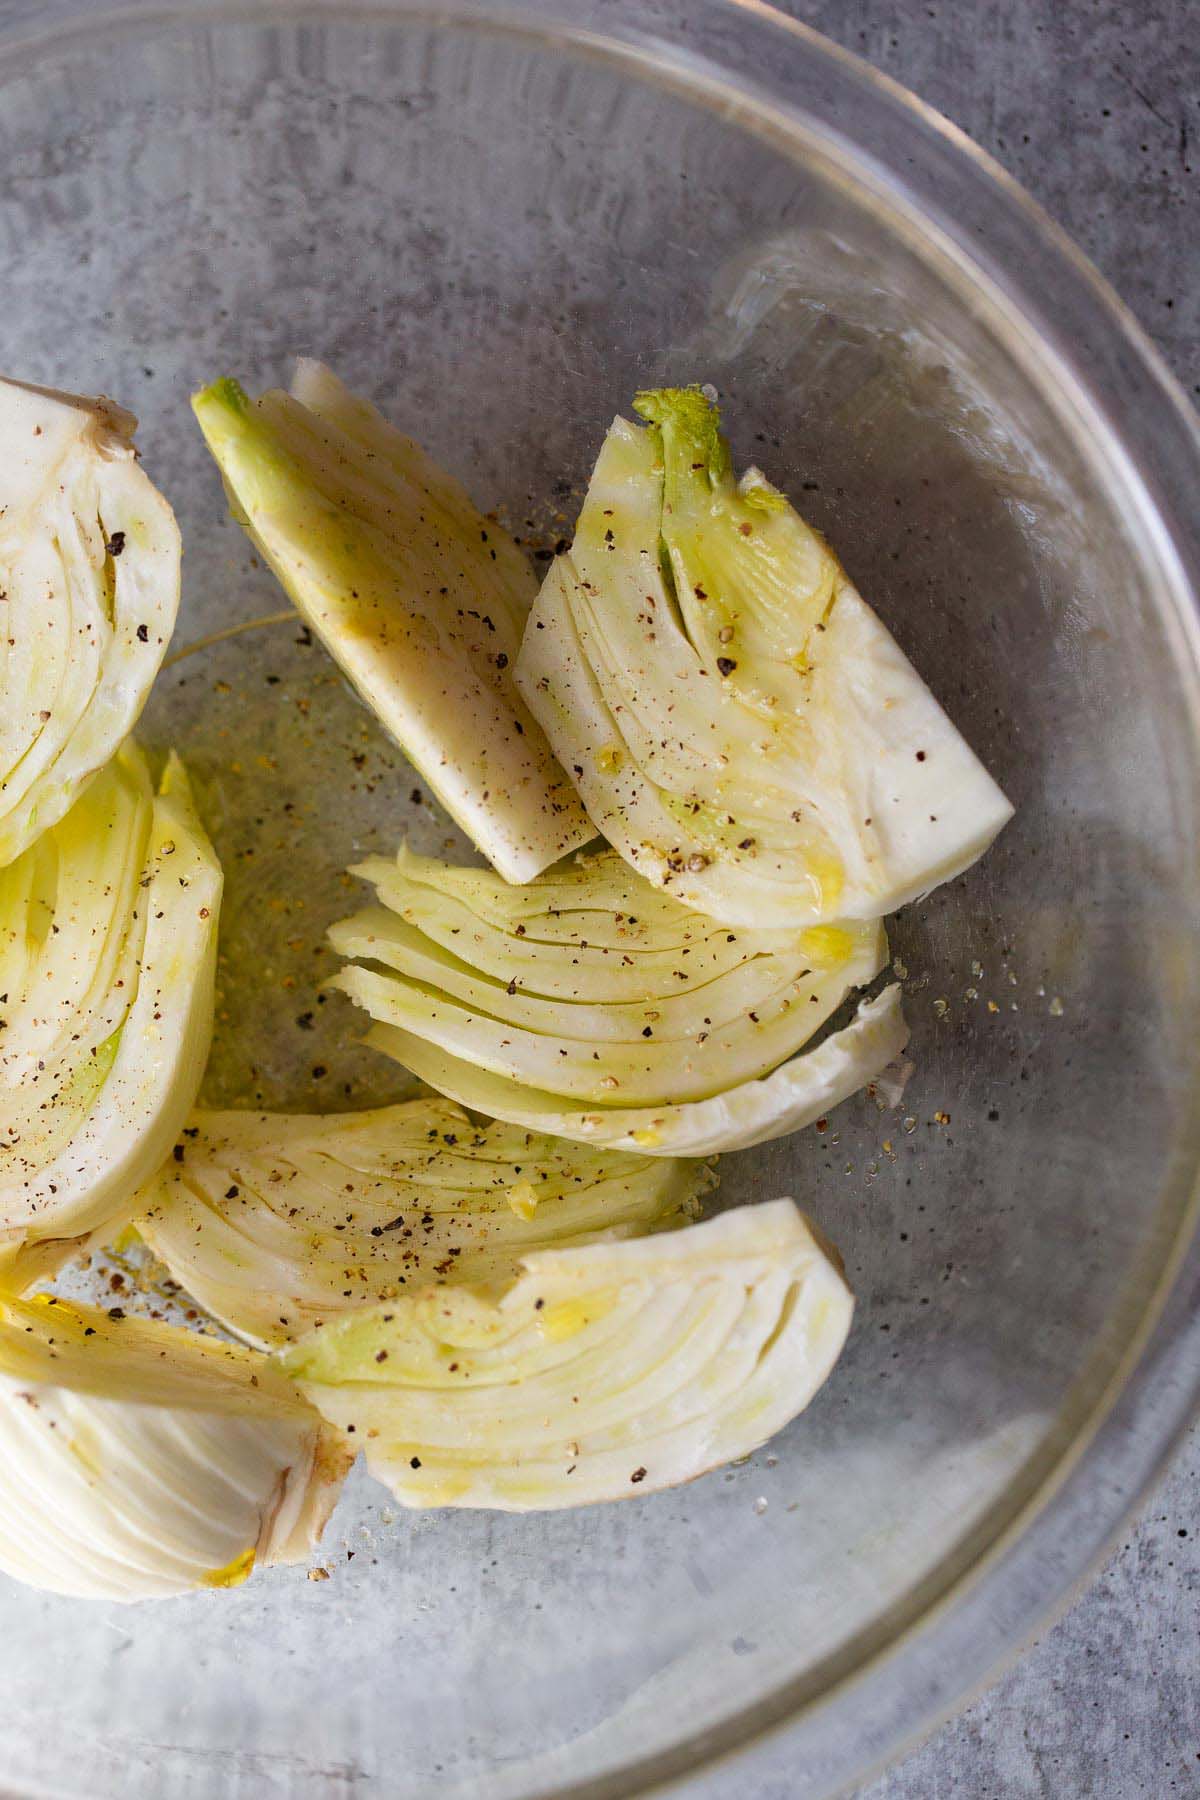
[0,3,1197,1796]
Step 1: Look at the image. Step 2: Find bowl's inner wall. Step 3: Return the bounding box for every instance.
[0,15,1194,1799]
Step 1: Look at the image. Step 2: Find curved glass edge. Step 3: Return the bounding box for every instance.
[630,1181,1200,1800]
[0,5,1196,1799]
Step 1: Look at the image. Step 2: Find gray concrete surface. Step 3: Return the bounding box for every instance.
[773,4,1200,1794]
[862,1437,1200,1797]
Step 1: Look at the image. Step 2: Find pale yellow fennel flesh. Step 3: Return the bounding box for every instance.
[279,1199,853,1510]
[0,1293,351,1600]
[515,386,1013,926]
[328,842,905,1154]
[0,374,180,868]
[0,743,221,1281]
[191,363,591,883]
[136,1095,715,1348]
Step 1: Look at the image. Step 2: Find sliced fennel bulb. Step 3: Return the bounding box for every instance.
[192,363,591,884]
[0,1293,351,1600]
[0,743,221,1272]
[329,843,902,1153]
[136,1096,714,1349]
[0,375,180,868]
[279,1199,853,1510]
[515,387,1013,926]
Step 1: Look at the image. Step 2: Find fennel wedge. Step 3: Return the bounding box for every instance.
[0,1294,350,1601]
[329,844,902,1154]
[0,375,180,868]
[192,364,591,883]
[136,1097,713,1348]
[516,387,1012,926]
[0,744,221,1272]
[279,1199,853,1510]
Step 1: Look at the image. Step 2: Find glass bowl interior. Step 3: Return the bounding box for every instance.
[0,4,1197,1797]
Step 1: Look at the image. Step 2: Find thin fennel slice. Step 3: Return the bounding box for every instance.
[136,1096,714,1348]
[279,1199,853,1511]
[192,366,591,883]
[0,375,180,869]
[515,387,1013,925]
[0,1293,351,1601]
[364,985,907,1156]
[0,744,221,1271]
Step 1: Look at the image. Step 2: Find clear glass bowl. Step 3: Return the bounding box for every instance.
[0,3,1197,1796]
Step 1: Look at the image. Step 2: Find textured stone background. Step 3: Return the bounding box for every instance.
[766,4,1199,1795]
